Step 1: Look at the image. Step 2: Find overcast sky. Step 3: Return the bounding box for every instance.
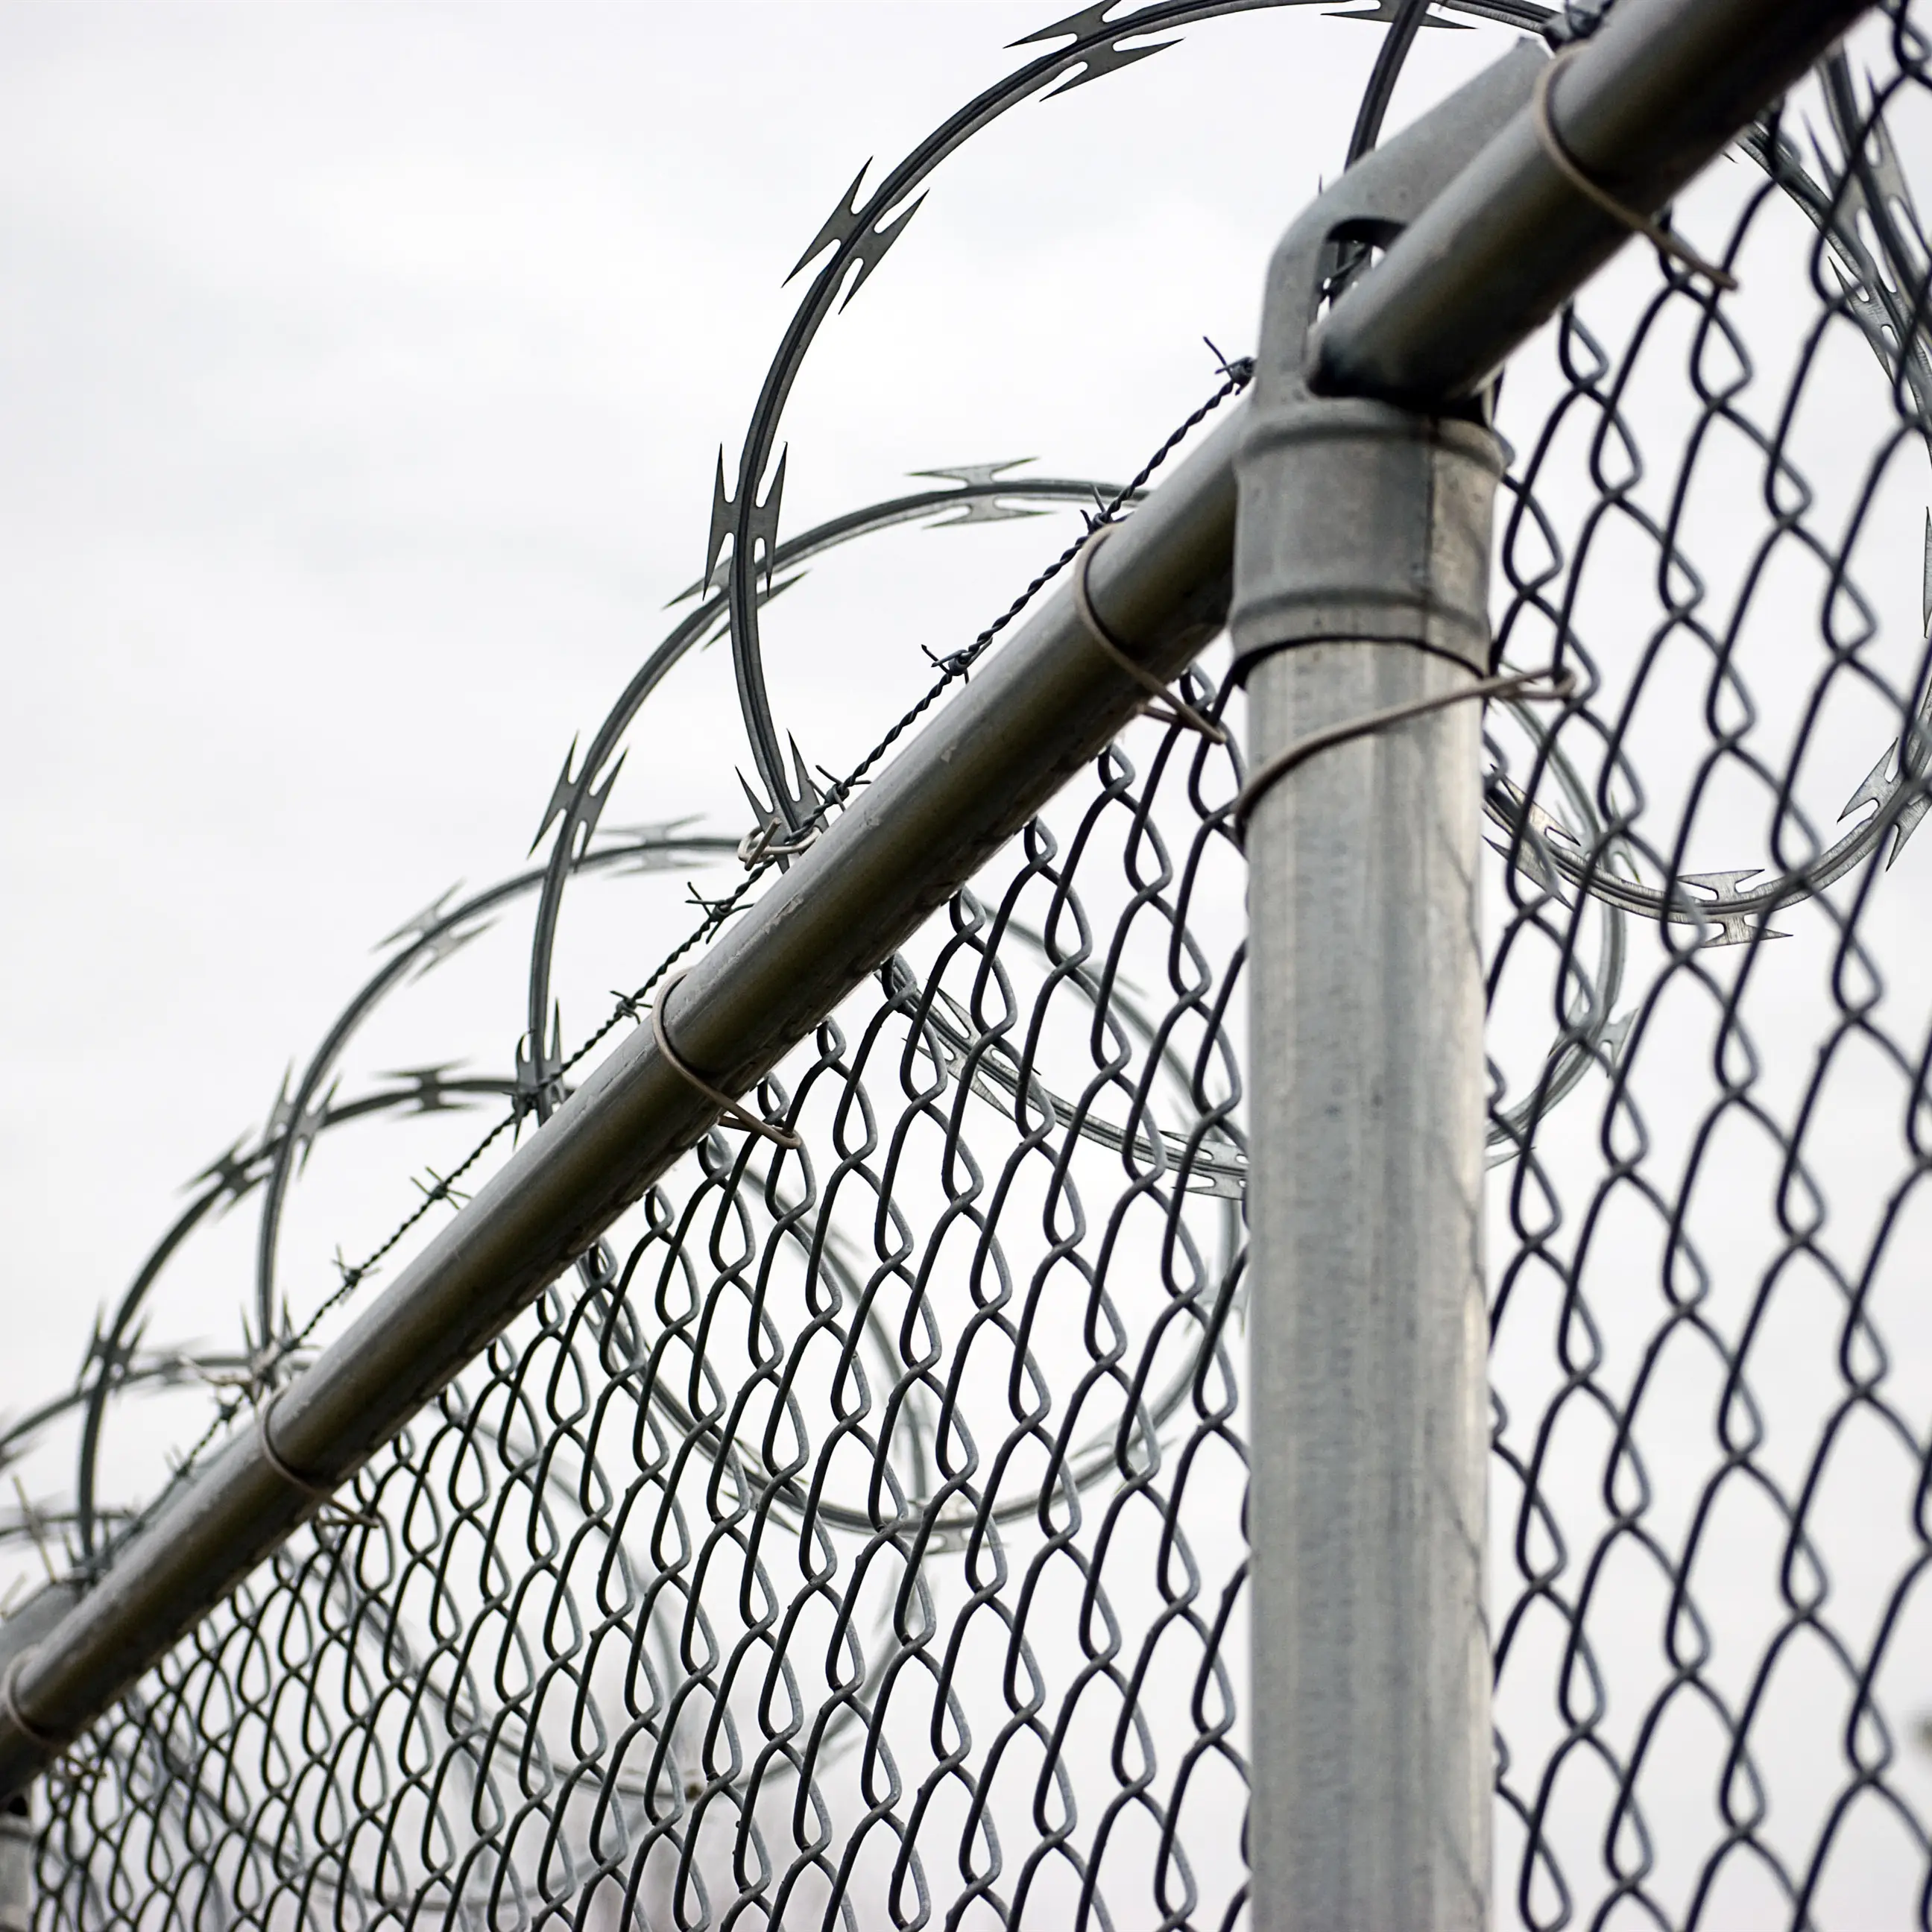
[0,2,1518,1522]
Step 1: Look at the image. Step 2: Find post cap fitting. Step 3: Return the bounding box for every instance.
[1233,400,1504,675]
[1229,39,1544,678]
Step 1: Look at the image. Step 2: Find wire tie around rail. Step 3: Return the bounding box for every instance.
[1532,48,1738,292]
[254,1389,379,1528]
[1,1648,59,1752]
[651,970,803,1150]
[1231,663,1576,842]
[1072,526,1230,744]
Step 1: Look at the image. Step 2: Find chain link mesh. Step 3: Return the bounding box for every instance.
[38,688,1252,1931]
[1481,13,1932,1922]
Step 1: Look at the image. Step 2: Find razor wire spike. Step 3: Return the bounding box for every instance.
[705,449,736,587]
[684,555,809,604]
[1483,808,1572,905]
[1835,692,1932,865]
[1043,31,1181,98]
[930,499,1048,528]
[787,737,824,818]
[411,918,492,981]
[530,738,581,856]
[379,1064,464,1114]
[1599,1010,1636,1069]
[911,460,1036,488]
[911,460,1052,527]
[576,751,628,852]
[1840,742,1900,823]
[1007,1,1122,46]
[375,885,464,952]
[1872,148,1924,259]
[1847,73,1923,242]
[756,449,788,576]
[736,768,783,845]
[607,813,705,845]
[736,758,822,862]
[786,160,873,285]
[189,1139,254,1202]
[1679,869,1789,946]
[706,446,787,589]
[512,1006,564,1120]
[265,1067,297,1140]
[1009,0,1183,94]
[836,195,927,309]
[292,1083,337,1175]
[623,846,697,877]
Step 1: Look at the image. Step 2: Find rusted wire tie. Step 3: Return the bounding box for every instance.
[1532,47,1738,291]
[651,970,803,1150]
[1231,662,1576,841]
[1072,525,1230,743]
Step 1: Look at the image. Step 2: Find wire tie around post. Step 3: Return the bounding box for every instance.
[1231,663,1576,842]
[1072,526,1230,744]
[651,970,803,1150]
[1532,48,1738,292]
[0,1649,58,1752]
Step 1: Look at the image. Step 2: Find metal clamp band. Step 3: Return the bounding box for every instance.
[651,971,803,1150]
[1231,663,1575,841]
[254,1389,379,1528]
[255,1388,335,1505]
[1532,48,1738,292]
[0,1649,58,1752]
[1073,526,1229,743]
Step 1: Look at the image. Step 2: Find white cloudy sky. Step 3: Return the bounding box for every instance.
[0,1,1513,1515]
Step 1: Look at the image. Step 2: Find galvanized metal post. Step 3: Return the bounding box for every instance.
[1231,0,1875,1919]
[1239,633,1494,1931]
[1231,89,1522,1922]
[1228,55,1539,1928]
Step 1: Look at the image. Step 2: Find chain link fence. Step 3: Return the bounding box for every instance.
[37,677,1251,1930]
[1481,17,1932,1921]
[12,1,1932,1927]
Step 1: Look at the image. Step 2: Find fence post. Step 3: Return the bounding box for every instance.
[1230,60,1533,1928]
[1231,0,1875,1922]
[1237,463,1500,1930]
